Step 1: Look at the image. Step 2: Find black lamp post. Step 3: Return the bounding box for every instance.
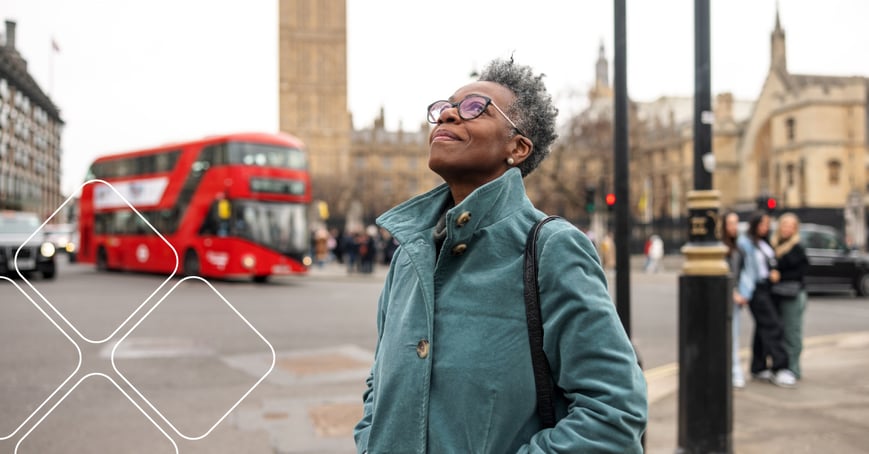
[677,0,733,452]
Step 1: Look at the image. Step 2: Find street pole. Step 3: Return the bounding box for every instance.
[677,0,732,452]
[614,4,643,449]
[613,0,630,339]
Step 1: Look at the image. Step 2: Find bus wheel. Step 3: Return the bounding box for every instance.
[253,275,269,284]
[96,247,109,271]
[184,249,200,277]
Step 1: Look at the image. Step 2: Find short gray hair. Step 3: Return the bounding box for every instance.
[478,57,559,177]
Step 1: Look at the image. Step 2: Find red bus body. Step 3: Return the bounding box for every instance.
[77,132,312,281]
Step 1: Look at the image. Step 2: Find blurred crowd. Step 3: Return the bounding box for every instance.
[310,225,399,274]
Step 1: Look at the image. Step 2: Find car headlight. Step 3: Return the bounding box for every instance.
[66,242,76,253]
[241,254,256,270]
[40,242,56,258]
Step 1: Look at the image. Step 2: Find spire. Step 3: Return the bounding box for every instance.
[774,0,782,31]
[588,39,613,101]
[595,39,609,89]
[770,3,787,72]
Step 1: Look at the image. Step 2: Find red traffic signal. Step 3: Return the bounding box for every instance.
[757,195,777,213]
[605,193,616,211]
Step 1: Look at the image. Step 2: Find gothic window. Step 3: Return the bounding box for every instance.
[786,117,795,142]
[828,160,841,185]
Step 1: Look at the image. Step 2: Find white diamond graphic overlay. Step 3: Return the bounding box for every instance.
[0,277,82,440]
[14,373,178,454]
[17,179,179,344]
[8,179,276,448]
[112,276,277,440]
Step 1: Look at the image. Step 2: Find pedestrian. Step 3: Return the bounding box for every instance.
[769,212,809,380]
[313,228,330,268]
[600,232,615,270]
[645,234,664,273]
[735,211,796,388]
[722,211,746,388]
[353,57,646,453]
[343,229,360,273]
[358,225,378,273]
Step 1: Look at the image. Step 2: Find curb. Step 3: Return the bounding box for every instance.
[643,330,869,404]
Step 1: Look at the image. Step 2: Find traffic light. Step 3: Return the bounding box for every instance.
[585,187,596,213]
[756,195,777,214]
[605,193,616,212]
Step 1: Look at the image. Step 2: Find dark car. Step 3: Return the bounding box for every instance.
[0,211,57,279]
[800,223,869,296]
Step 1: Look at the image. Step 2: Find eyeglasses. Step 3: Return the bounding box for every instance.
[427,94,526,137]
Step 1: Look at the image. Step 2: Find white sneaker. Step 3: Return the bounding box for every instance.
[732,376,746,389]
[773,369,798,388]
[752,370,773,382]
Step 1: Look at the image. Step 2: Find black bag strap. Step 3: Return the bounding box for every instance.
[523,215,562,428]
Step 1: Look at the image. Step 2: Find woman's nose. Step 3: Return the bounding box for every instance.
[437,105,461,124]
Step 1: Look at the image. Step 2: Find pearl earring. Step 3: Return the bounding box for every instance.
[507,157,515,165]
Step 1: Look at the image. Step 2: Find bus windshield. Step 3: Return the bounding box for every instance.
[201,200,308,256]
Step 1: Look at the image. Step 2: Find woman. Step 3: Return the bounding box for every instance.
[769,212,809,379]
[354,58,647,453]
[722,211,746,388]
[735,211,796,388]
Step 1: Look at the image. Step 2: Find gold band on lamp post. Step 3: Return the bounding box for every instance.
[681,189,728,276]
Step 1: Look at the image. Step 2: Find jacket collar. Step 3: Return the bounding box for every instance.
[377,168,532,245]
[771,232,801,258]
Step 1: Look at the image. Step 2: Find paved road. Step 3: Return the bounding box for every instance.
[1,257,867,453]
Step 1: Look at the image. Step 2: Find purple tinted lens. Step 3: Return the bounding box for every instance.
[460,97,488,119]
[428,101,451,122]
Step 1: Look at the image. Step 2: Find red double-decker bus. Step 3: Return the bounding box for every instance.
[77,132,312,282]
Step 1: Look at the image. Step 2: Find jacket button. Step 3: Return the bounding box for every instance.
[451,243,468,255]
[456,211,472,227]
[416,339,430,359]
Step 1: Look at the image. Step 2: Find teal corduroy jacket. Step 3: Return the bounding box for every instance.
[354,168,647,453]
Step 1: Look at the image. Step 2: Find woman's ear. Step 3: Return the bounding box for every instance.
[509,136,533,166]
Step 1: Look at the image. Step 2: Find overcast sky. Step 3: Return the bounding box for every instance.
[5,0,869,195]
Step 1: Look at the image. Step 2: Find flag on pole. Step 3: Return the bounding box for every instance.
[51,38,60,53]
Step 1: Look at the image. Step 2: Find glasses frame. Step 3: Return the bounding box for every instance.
[427,94,527,137]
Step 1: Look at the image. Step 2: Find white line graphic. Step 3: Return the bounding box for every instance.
[0,276,82,441]
[5,179,276,450]
[15,179,179,344]
[111,276,277,440]
[13,373,179,454]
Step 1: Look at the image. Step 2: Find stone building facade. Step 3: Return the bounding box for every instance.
[279,4,869,247]
[349,109,441,222]
[0,20,64,219]
[737,13,868,248]
[278,0,353,215]
[531,12,868,250]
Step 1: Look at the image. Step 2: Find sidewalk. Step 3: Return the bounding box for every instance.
[306,258,869,453]
[644,331,869,453]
